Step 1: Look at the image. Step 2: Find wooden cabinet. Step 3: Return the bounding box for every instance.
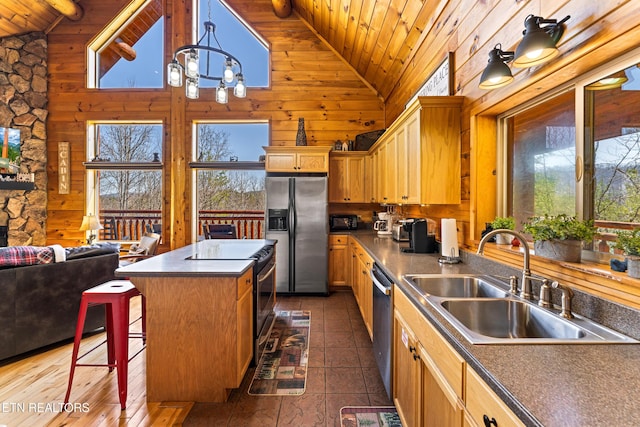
[347,237,374,340]
[263,146,331,172]
[236,269,253,385]
[328,234,349,286]
[368,96,463,205]
[328,152,367,202]
[394,288,465,426]
[464,366,524,427]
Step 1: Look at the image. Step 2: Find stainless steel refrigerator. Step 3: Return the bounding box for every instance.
[265,175,328,294]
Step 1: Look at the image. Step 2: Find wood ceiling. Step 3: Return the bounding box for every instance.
[1,0,441,101]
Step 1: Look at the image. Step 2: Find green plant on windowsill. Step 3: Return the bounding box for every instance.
[522,214,597,263]
[614,228,640,278]
[490,216,516,245]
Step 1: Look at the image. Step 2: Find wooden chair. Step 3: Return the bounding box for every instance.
[202,224,237,239]
[119,232,161,266]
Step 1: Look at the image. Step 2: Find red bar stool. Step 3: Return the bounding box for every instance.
[64,280,146,410]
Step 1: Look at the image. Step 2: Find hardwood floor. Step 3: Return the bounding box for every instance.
[0,290,390,426]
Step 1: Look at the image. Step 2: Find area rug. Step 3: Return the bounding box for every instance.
[248,310,310,396]
[340,406,402,427]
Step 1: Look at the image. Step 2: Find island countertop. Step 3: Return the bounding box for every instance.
[115,239,276,278]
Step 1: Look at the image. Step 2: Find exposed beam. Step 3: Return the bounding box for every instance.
[271,0,292,18]
[110,38,137,61]
[43,0,83,21]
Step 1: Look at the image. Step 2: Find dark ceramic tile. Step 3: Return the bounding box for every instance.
[352,328,373,348]
[310,331,325,348]
[325,367,367,394]
[325,347,362,367]
[324,331,354,348]
[182,402,235,427]
[228,395,282,427]
[362,366,387,394]
[324,318,353,332]
[308,347,325,367]
[277,393,325,427]
[324,393,370,427]
[368,392,394,406]
[306,367,326,394]
[357,346,377,368]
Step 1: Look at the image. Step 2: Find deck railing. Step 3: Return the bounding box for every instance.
[99,209,265,241]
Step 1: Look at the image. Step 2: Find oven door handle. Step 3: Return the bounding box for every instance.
[370,269,391,295]
[257,262,276,283]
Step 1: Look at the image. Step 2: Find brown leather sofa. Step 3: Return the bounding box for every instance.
[0,243,120,361]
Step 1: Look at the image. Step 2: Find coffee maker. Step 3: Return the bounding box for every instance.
[373,212,394,235]
[401,218,437,253]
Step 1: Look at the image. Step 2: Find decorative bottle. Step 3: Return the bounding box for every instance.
[296,118,307,146]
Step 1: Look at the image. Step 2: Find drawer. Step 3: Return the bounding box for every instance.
[237,269,253,300]
[465,366,524,427]
[330,234,348,245]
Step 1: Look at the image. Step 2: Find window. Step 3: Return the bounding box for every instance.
[500,51,640,262]
[191,122,267,240]
[88,0,164,89]
[86,122,163,241]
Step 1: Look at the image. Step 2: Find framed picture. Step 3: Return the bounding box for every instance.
[0,127,20,173]
[405,52,454,108]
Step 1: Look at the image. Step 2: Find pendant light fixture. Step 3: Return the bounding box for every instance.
[513,14,570,68]
[479,44,515,90]
[586,70,629,91]
[167,1,246,102]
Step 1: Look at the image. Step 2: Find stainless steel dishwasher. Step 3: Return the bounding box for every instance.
[371,263,393,400]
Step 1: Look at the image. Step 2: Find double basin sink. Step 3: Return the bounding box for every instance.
[402,274,637,344]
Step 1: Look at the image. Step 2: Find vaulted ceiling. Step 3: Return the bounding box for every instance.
[1,0,439,101]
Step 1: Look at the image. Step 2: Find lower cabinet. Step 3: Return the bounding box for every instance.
[394,289,464,426]
[394,288,525,427]
[236,269,254,386]
[464,366,525,427]
[328,234,348,286]
[348,237,373,340]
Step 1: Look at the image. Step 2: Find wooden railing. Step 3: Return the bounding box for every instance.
[594,220,638,254]
[99,209,264,241]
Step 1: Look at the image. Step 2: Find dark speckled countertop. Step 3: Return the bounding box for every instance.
[345,231,640,427]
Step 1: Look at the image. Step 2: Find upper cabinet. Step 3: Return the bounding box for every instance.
[263,146,332,173]
[329,152,367,203]
[369,96,463,205]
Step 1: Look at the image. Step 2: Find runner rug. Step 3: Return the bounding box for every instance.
[340,406,402,427]
[248,310,310,396]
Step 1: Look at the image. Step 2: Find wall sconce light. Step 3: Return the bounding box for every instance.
[513,14,570,68]
[479,44,515,90]
[586,70,629,91]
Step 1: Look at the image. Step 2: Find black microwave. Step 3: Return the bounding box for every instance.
[330,214,358,231]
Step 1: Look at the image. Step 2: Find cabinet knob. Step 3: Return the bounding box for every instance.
[483,415,498,427]
[246,278,251,284]
[413,353,420,361]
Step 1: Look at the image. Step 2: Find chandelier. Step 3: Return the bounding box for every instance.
[167,14,246,103]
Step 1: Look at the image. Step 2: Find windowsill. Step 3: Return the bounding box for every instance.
[477,242,640,310]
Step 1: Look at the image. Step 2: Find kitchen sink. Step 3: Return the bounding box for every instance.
[434,298,638,344]
[401,274,637,344]
[402,274,509,298]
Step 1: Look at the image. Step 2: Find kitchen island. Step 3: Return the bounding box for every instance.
[116,240,271,402]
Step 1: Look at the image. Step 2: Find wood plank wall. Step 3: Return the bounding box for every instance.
[383,0,640,246]
[45,0,384,248]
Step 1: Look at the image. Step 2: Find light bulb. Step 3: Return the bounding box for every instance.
[186,78,199,99]
[185,50,199,78]
[526,49,543,59]
[234,75,246,98]
[223,59,234,83]
[167,61,182,87]
[216,83,228,104]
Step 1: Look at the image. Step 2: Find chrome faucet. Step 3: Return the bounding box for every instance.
[477,229,534,300]
[552,281,574,319]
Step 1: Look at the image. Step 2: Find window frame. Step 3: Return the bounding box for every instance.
[85,120,164,243]
[497,47,640,264]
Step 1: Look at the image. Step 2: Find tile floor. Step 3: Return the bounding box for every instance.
[184,289,393,427]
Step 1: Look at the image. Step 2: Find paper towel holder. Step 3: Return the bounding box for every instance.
[438,247,462,264]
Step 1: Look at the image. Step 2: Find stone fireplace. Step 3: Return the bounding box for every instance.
[0,32,48,246]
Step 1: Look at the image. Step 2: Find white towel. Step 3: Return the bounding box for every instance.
[49,244,66,262]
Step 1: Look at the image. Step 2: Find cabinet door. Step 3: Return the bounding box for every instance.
[297,152,328,172]
[386,136,399,204]
[236,273,253,386]
[347,155,366,202]
[465,366,525,427]
[328,235,348,286]
[265,152,297,172]
[328,156,348,202]
[393,310,421,427]
[420,344,463,427]
[404,112,421,204]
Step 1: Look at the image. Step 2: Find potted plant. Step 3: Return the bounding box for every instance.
[490,216,516,245]
[614,228,640,278]
[522,214,597,263]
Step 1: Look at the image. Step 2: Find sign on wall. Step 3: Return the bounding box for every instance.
[58,141,70,194]
[406,52,454,108]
